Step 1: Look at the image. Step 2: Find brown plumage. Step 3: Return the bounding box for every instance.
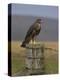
[21,19,42,47]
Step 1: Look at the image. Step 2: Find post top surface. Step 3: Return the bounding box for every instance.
[25,43,44,49]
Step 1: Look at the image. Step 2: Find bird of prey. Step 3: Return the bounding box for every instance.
[21,19,42,47]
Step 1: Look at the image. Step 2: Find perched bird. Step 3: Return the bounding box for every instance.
[21,19,42,47]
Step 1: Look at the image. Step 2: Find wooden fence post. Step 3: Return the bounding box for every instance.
[25,43,45,75]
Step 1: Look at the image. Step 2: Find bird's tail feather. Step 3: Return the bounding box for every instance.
[21,37,31,47]
[21,41,26,47]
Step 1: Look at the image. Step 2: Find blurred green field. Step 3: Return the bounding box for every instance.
[10,41,58,76]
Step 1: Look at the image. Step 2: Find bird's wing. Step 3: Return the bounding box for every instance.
[25,24,34,40]
[25,22,39,39]
[24,29,36,43]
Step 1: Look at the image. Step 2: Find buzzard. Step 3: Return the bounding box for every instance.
[21,19,42,47]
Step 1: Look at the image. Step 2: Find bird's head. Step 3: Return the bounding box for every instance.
[36,19,42,24]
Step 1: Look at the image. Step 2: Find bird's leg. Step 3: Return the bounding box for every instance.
[32,37,36,45]
[30,39,32,44]
[32,37,35,45]
[34,36,36,44]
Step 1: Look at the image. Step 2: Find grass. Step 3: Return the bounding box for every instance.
[11,41,26,75]
[45,53,58,74]
[12,53,25,75]
[9,41,58,76]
